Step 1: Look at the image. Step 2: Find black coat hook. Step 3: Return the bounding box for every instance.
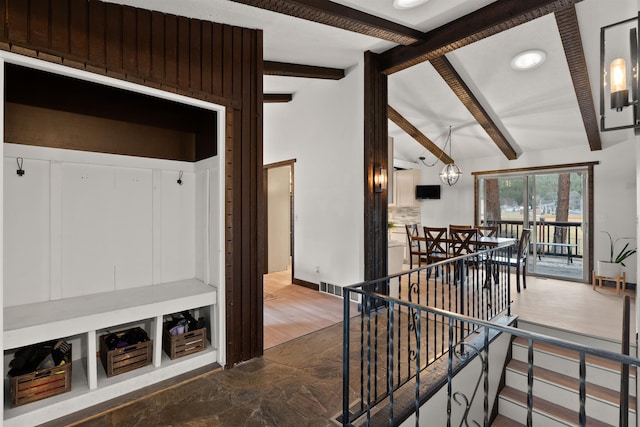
[177,171,183,185]
[16,157,24,176]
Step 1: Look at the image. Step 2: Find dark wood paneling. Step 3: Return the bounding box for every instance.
[88,1,105,64]
[122,6,137,71]
[0,0,6,40]
[363,51,388,281]
[5,102,196,161]
[164,13,178,85]
[0,0,264,368]
[30,0,50,47]
[212,24,223,96]
[104,4,122,70]
[8,0,29,43]
[69,0,88,58]
[177,16,190,89]
[189,20,201,91]
[136,9,151,78]
[150,11,164,81]
[223,25,233,100]
[201,21,213,93]
[50,0,69,53]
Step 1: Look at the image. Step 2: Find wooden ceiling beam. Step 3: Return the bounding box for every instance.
[228,0,425,45]
[554,6,601,151]
[387,105,454,165]
[430,56,518,160]
[263,93,293,103]
[380,0,583,75]
[264,61,345,80]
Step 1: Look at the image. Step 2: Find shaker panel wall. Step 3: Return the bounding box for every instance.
[113,167,153,291]
[61,163,115,298]
[3,157,50,306]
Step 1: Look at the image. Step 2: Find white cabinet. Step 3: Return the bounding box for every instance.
[393,169,421,207]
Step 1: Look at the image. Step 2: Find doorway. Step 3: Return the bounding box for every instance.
[264,160,295,276]
[476,164,593,282]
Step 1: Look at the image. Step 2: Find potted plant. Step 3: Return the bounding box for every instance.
[597,231,637,278]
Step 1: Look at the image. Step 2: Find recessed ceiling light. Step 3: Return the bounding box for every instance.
[510,50,547,70]
[393,0,429,10]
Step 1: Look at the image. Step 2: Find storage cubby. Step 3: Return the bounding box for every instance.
[1,54,225,427]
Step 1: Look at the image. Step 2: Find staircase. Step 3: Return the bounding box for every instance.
[496,322,637,426]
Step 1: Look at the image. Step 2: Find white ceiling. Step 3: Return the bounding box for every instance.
[105,0,638,164]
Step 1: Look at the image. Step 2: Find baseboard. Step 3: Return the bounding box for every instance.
[292,277,319,291]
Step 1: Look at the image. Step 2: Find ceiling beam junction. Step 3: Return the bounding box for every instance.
[387,105,454,165]
[264,61,345,80]
[554,6,601,151]
[379,0,583,74]
[430,56,518,160]
[228,0,425,45]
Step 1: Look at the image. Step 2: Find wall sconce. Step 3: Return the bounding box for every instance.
[374,166,387,193]
[600,14,640,131]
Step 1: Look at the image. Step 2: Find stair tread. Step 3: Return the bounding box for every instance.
[508,359,637,411]
[513,336,637,376]
[500,385,616,427]
[491,414,525,426]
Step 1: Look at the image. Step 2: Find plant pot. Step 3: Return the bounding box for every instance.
[596,260,622,278]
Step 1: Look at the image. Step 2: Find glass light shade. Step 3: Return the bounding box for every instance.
[392,0,428,9]
[440,163,461,186]
[610,58,627,92]
[510,50,546,70]
[374,167,387,192]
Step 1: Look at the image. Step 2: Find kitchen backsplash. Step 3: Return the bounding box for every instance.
[388,206,421,227]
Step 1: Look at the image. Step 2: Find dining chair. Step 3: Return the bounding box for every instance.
[449,227,477,257]
[405,224,427,269]
[423,226,449,264]
[476,225,498,238]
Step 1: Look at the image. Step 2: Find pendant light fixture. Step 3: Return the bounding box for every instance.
[439,126,461,186]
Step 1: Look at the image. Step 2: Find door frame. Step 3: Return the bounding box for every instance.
[264,159,296,281]
[473,161,597,283]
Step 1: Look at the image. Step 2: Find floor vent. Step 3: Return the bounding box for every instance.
[320,282,343,298]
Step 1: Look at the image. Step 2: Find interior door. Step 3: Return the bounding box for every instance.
[266,165,291,273]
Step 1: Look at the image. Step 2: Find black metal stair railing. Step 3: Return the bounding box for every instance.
[341,244,515,426]
[341,246,640,427]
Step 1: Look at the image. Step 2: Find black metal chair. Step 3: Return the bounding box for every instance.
[494,228,531,292]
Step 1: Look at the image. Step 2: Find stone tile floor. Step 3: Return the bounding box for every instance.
[71,322,345,426]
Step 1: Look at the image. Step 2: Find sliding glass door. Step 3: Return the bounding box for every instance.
[476,166,590,282]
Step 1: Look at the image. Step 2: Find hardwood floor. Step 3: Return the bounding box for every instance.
[263,267,357,349]
[264,264,636,350]
[509,274,635,342]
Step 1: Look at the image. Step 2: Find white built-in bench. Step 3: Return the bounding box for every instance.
[3,279,218,427]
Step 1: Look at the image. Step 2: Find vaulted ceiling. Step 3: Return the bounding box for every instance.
[106,0,637,166]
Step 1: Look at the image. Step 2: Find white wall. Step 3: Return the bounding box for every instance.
[417,138,638,283]
[263,60,365,288]
[3,144,204,306]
